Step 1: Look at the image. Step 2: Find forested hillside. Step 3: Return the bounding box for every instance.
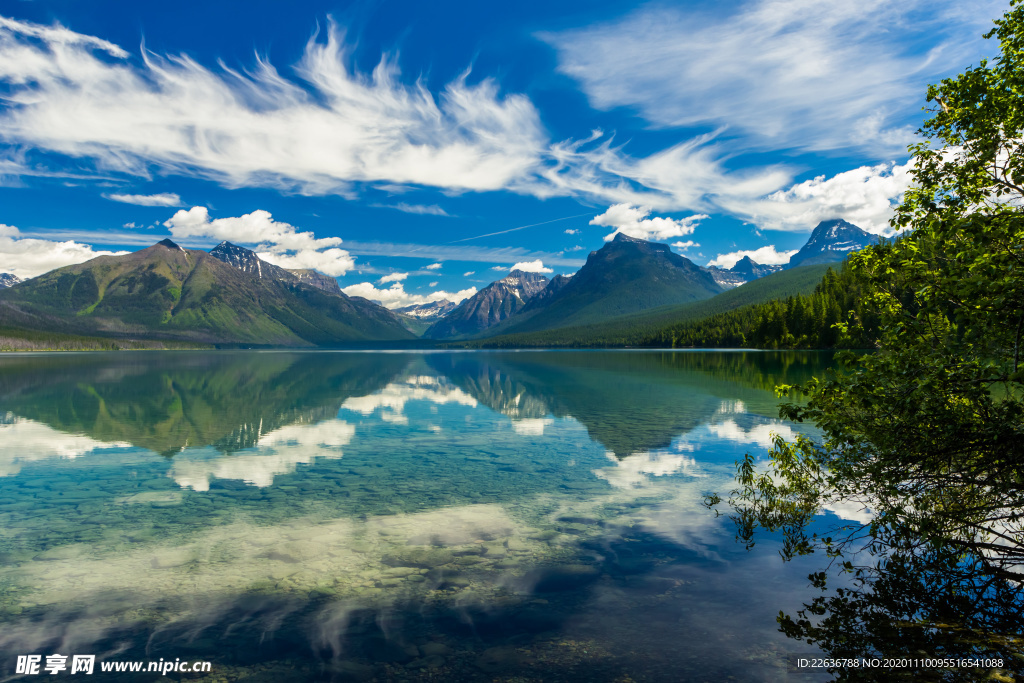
[639,257,883,349]
[473,262,832,348]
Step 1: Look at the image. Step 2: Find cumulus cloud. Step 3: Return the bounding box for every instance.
[103,192,183,207]
[541,0,997,154]
[592,450,700,489]
[171,419,356,490]
[564,228,579,235]
[672,240,699,250]
[728,161,912,234]
[342,281,476,309]
[424,262,443,270]
[590,204,708,242]
[341,376,478,425]
[0,224,127,278]
[378,272,408,284]
[0,416,130,477]
[707,245,797,269]
[462,271,475,277]
[509,260,552,273]
[164,206,354,276]
[428,281,438,287]
[704,419,798,449]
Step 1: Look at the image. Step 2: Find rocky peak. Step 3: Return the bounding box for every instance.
[0,273,22,288]
[156,238,184,251]
[787,219,880,268]
[209,241,293,281]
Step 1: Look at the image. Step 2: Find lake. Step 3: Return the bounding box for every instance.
[0,350,838,681]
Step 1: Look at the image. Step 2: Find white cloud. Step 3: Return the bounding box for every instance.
[564,228,579,235]
[0,13,812,223]
[171,419,355,490]
[378,272,408,284]
[428,281,438,287]
[103,192,183,207]
[462,271,475,277]
[164,206,354,276]
[0,415,130,477]
[389,203,450,216]
[342,281,476,309]
[0,13,943,235]
[341,377,477,425]
[728,161,912,234]
[0,223,127,279]
[592,450,700,489]
[341,240,584,268]
[707,245,797,269]
[672,240,699,250]
[424,262,443,270]
[509,260,552,273]
[541,0,997,154]
[511,418,553,436]
[0,17,545,195]
[705,419,798,448]
[492,265,508,271]
[590,204,708,242]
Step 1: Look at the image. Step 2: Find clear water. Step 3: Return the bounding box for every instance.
[0,350,834,682]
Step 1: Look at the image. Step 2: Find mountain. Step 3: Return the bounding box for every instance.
[524,274,572,308]
[423,270,550,339]
[394,300,457,319]
[730,256,783,280]
[0,240,413,346]
[708,256,783,288]
[787,219,880,268]
[0,273,21,288]
[479,233,724,338]
[287,269,343,294]
[208,241,343,294]
[0,352,407,456]
[393,299,458,336]
[208,241,293,280]
[474,263,833,348]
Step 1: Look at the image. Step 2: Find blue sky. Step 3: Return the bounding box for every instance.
[0,0,1007,307]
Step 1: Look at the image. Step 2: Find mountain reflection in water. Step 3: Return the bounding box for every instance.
[0,350,834,682]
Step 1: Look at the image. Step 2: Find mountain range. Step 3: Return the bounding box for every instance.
[0,218,879,348]
[0,239,412,346]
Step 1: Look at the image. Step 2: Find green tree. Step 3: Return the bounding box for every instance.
[712,2,1024,674]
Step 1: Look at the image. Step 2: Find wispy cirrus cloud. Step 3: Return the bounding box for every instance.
[344,240,585,268]
[540,0,999,154]
[103,192,183,207]
[0,16,545,195]
[0,11,958,235]
[372,203,451,216]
